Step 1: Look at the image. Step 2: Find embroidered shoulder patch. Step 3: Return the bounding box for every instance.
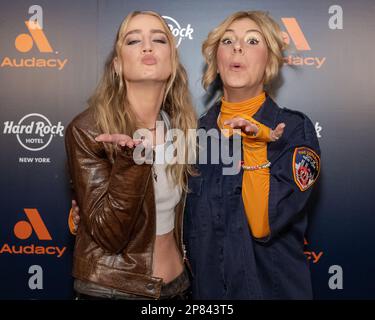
[293,147,320,191]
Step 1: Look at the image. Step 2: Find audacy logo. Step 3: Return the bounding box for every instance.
[14,208,52,240]
[15,20,53,53]
[0,5,68,71]
[162,16,194,47]
[0,208,67,258]
[281,17,326,69]
[3,113,64,151]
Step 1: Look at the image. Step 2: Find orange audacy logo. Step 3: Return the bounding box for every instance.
[281,17,326,68]
[13,208,52,240]
[0,208,67,258]
[304,238,324,264]
[281,17,311,51]
[0,5,68,71]
[14,21,53,53]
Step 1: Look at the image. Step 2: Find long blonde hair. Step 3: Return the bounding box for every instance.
[202,11,286,90]
[88,11,197,190]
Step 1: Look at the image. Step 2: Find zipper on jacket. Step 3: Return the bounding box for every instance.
[179,191,194,277]
[150,150,156,278]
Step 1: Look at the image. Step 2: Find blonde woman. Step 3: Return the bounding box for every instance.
[184,11,320,299]
[65,11,196,300]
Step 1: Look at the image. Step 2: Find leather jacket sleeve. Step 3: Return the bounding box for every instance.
[65,121,152,254]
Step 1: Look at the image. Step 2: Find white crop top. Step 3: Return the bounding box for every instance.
[152,111,182,235]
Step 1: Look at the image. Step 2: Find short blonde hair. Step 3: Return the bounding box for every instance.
[202,11,285,90]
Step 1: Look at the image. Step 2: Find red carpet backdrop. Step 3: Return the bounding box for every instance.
[0,0,374,299]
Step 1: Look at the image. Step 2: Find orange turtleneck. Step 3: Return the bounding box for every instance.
[217,92,271,238]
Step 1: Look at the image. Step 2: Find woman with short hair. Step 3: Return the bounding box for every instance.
[185,11,321,299]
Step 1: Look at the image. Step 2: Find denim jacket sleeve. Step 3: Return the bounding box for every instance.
[255,114,321,243]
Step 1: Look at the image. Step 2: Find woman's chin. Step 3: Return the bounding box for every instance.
[224,82,250,90]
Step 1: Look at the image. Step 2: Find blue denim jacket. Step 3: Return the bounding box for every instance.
[184,96,321,299]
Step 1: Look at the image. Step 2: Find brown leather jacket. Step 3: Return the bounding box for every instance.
[65,108,187,299]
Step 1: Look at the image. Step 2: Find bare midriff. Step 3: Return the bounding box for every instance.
[152,230,184,284]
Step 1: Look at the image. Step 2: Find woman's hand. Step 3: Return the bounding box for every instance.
[223,117,285,142]
[224,117,259,135]
[270,123,285,142]
[95,133,143,148]
[71,199,80,233]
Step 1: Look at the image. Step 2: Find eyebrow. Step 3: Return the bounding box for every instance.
[224,29,263,35]
[124,29,167,38]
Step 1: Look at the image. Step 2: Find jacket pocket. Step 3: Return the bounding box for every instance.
[184,177,208,238]
[224,175,246,233]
